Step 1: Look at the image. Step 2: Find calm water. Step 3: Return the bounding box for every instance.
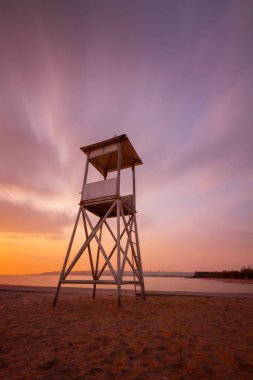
[0,274,253,294]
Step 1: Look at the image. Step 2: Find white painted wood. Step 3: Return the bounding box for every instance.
[89,143,118,159]
[92,225,103,299]
[120,205,140,280]
[62,280,139,285]
[82,210,95,279]
[83,209,117,282]
[116,141,121,195]
[54,134,146,306]
[63,201,116,278]
[116,199,122,306]
[133,214,146,300]
[122,194,134,210]
[81,152,90,201]
[53,207,81,306]
[97,218,132,279]
[82,178,117,201]
[120,218,133,278]
[132,165,136,210]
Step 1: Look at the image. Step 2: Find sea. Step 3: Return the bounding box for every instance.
[0,274,253,294]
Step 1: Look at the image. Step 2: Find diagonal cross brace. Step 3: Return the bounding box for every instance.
[83,208,117,282]
[96,219,130,280]
[120,210,135,279]
[120,205,140,280]
[82,211,95,279]
[63,200,116,279]
[99,216,138,279]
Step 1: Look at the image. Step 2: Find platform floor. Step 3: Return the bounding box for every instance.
[80,195,135,217]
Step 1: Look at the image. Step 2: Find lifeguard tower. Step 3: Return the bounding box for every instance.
[53,134,145,306]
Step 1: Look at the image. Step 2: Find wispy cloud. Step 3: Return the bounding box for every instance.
[0,200,72,236]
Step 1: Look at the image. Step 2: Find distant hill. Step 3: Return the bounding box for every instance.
[39,270,194,278]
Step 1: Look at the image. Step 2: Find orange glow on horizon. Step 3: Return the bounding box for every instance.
[0,1,252,275]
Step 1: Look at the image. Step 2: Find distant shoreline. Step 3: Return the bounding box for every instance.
[0,271,194,278]
[193,268,253,281]
[0,284,253,299]
[38,271,194,278]
[1,273,253,283]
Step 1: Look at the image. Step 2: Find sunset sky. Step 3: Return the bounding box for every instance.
[0,0,252,274]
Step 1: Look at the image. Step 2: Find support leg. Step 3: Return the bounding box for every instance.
[53,208,81,306]
[133,215,146,300]
[117,200,122,307]
[92,225,102,299]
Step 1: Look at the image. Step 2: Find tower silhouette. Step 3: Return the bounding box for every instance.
[53,134,145,306]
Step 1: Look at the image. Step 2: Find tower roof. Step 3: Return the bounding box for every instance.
[80,134,142,176]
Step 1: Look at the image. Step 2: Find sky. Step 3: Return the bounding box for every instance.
[0,0,252,274]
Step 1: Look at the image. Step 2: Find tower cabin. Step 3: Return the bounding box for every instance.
[53,134,145,307]
[81,134,142,216]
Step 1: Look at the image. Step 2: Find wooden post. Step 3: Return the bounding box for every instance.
[116,141,122,306]
[82,210,95,280]
[119,205,139,278]
[92,225,102,299]
[53,207,81,306]
[117,199,122,307]
[132,164,145,300]
[81,152,90,202]
[132,164,136,210]
[134,214,146,300]
[116,142,121,195]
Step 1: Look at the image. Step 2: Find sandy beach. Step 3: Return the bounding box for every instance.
[1,288,253,380]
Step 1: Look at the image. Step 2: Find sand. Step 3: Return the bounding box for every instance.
[1,288,253,380]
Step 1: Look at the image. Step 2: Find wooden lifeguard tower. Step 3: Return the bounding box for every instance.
[53,134,145,306]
